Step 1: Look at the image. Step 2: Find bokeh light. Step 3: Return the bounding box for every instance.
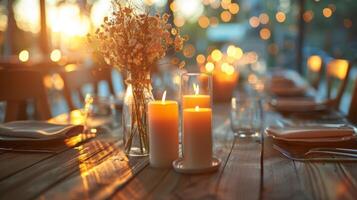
[220,11,232,22]
[183,44,196,58]
[260,28,271,40]
[196,54,206,64]
[259,13,269,24]
[228,3,240,14]
[249,16,260,28]
[211,49,223,62]
[303,10,314,23]
[174,16,185,27]
[275,11,286,23]
[322,7,333,18]
[198,15,210,28]
[19,50,29,62]
[307,55,322,72]
[205,62,215,73]
[50,49,62,62]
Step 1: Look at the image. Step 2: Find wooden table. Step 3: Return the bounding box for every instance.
[0,102,356,200]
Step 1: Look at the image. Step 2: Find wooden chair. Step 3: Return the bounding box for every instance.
[92,66,116,96]
[348,79,357,124]
[60,66,95,111]
[306,55,323,90]
[0,69,51,122]
[326,59,352,109]
[60,65,116,111]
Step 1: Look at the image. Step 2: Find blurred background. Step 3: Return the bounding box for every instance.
[0,0,356,120]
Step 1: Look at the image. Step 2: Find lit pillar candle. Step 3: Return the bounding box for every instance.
[213,71,238,102]
[183,106,212,168]
[182,84,211,109]
[148,91,179,168]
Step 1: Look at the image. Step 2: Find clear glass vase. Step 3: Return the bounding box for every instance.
[122,76,154,156]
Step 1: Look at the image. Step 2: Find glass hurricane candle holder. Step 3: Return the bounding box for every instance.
[180,72,213,168]
[180,72,212,109]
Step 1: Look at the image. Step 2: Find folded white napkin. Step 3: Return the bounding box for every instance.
[266,126,356,139]
[0,121,84,140]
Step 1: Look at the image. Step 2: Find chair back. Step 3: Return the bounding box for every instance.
[92,66,116,96]
[306,55,323,89]
[348,79,357,124]
[0,69,51,121]
[326,59,351,109]
[60,66,95,111]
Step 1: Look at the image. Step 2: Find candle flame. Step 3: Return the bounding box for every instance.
[162,90,167,103]
[193,83,199,95]
[195,106,199,111]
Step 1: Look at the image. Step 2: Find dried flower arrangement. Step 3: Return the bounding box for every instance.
[88,0,187,155]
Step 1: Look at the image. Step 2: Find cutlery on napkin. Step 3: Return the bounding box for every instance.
[0,121,84,141]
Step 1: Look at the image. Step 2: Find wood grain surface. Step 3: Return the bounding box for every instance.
[0,100,356,200]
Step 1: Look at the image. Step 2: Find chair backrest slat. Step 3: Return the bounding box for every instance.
[326,59,351,109]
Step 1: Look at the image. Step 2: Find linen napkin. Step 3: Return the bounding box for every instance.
[266,126,356,140]
[0,121,84,141]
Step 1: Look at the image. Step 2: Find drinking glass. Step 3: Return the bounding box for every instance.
[230,96,263,138]
[84,94,120,132]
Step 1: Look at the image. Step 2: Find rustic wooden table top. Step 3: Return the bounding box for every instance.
[0,101,356,200]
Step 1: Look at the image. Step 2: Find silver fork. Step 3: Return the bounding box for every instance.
[305,148,357,158]
[273,145,357,161]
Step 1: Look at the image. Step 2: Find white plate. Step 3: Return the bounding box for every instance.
[265,129,357,143]
[172,157,221,174]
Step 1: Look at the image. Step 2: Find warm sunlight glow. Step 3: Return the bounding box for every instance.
[328,59,349,80]
[195,106,199,111]
[307,55,322,72]
[19,50,29,62]
[50,49,62,62]
[211,49,223,62]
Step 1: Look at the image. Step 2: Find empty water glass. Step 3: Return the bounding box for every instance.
[84,94,121,131]
[230,96,263,138]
